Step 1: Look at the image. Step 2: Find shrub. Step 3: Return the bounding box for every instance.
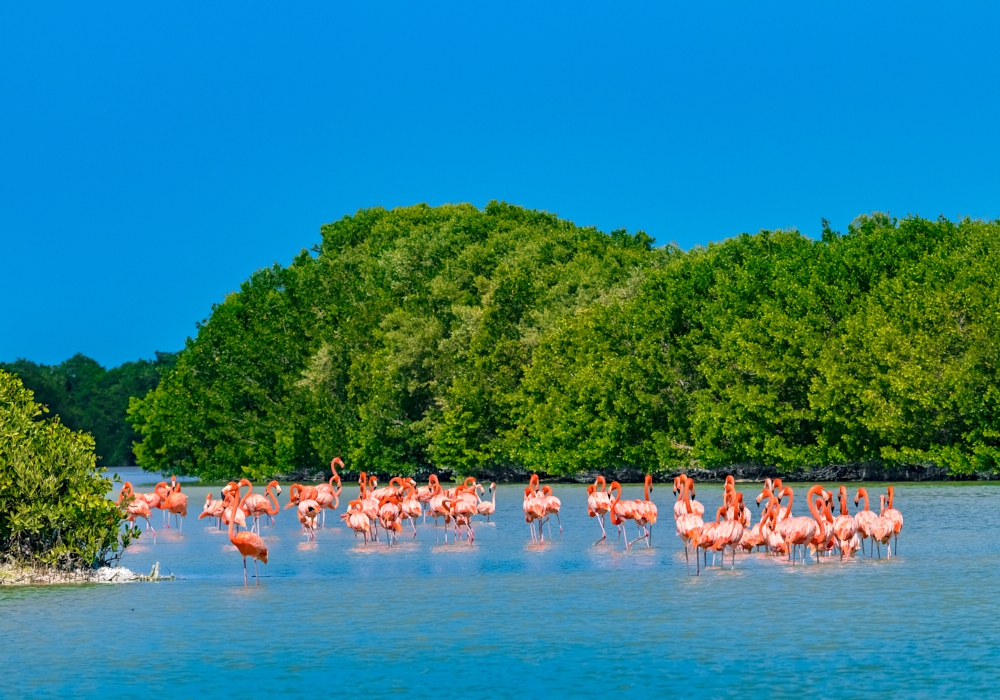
[0,370,136,569]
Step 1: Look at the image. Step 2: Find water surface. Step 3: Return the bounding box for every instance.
[1,472,996,698]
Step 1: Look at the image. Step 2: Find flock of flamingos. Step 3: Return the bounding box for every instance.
[116,458,906,585]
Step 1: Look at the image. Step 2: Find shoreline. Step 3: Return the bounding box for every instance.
[0,562,173,587]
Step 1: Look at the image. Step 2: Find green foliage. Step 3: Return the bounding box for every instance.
[127,204,1000,478]
[0,370,136,569]
[129,202,653,478]
[0,352,177,466]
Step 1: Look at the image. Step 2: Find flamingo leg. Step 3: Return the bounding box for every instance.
[242,556,248,587]
[684,542,690,575]
[253,557,260,585]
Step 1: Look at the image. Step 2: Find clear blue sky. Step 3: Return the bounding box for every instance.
[3,2,998,368]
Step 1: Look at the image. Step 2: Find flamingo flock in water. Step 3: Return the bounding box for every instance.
[118,461,905,586]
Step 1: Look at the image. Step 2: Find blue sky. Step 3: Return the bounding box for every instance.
[2,2,998,368]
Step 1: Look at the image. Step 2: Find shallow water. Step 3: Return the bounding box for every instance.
[1,471,997,698]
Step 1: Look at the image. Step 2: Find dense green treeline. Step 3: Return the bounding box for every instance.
[0,353,177,466]
[128,203,1000,479]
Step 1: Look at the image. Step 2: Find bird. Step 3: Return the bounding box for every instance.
[539,485,563,537]
[198,492,226,529]
[117,482,154,534]
[416,475,440,522]
[871,494,895,559]
[775,486,820,564]
[853,488,878,557]
[477,482,497,522]
[632,474,658,547]
[220,482,248,531]
[608,481,641,550]
[162,479,189,531]
[226,479,268,586]
[674,477,704,574]
[523,482,546,543]
[242,480,282,533]
[314,457,344,527]
[393,480,421,537]
[884,485,904,553]
[587,476,613,544]
[833,486,859,559]
[341,499,371,543]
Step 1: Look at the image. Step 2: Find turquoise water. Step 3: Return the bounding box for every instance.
[1,471,997,698]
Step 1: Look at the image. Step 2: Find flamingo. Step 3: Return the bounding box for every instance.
[377,493,403,547]
[221,483,249,531]
[871,494,895,558]
[808,490,836,561]
[399,481,423,537]
[587,476,613,544]
[117,482,155,534]
[674,477,704,574]
[884,485,904,553]
[341,499,371,543]
[608,481,641,550]
[523,484,546,543]
[417,475,439,522]
[712,492,745,568]
[539,485,563,537]
[853,488,878,557]
[775,486,820,564]
[198,492,226,529]
[163,479,188,531]
[833,485,859,559]
[451,486,478,544]
[297,499,321,540]
[429,481,453,541]
[477,482,497,522]
[242,480,282,534]
[632,474,658,546]
[314,457,344,527]
[226,479,268,586]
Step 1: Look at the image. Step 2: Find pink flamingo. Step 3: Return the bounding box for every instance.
[477,482,497,522]
[118,482,155,535]
[162,479,189,531]
[884,485,904,553]
[523,484,546,543]
[226,479,268,586]
[314,457,344,527]
[871,494,895,558]
[833,485,859,559]
[399,481,423,537]
[417,475,440,522]
[674,477,704,574]
[776,486,820,564]
[608,481,642,550]
[539,485,563,538]
[198,492,226,529]
[853,488,878,557]
[341,499,371,543]
[587,476,613,543]
[242,480,282,534]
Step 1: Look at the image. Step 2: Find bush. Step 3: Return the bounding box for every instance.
[0,370,136,569]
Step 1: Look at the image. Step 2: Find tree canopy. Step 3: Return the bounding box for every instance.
[127,204,1000,478]
[1,352,177,466]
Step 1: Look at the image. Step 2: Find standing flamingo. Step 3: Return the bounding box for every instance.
[226,479,268,586]
[118,483,155,535]
[776,486,820,564]
[853,488,878,557]
[399,481,423,537]
[417,475,440,522]
[588,477,613,544]
[162,480,189,531]
[675,477,704,574]
[341,499,371,543]
[198,492,226,529]
[884,485,904,553]
[477,482,497,522]
[608,481,642,550]
[523,485,546,543]
[314,457,344,527]
[833,485,859,559]
[242,480,282,533]
[871,494,895,558]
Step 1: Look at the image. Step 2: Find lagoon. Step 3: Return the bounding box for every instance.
[1,471,997,698]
